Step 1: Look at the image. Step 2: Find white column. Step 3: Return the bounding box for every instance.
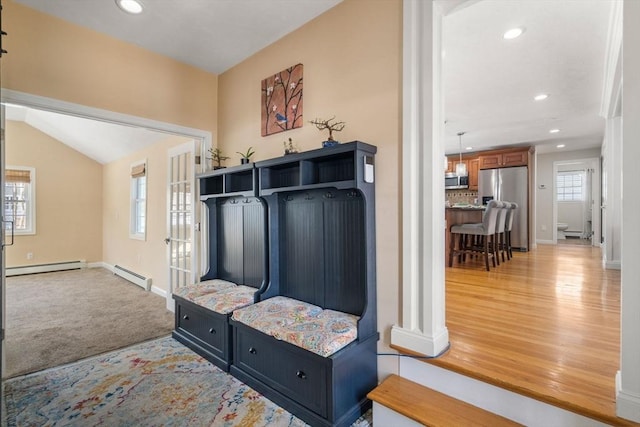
[600,0,623,270]
[617,1,640,421]
[603,117,622,269]
[390,0,449,357]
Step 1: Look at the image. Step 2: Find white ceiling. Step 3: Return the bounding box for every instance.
[7,0,613,162]
[442,0,611,155]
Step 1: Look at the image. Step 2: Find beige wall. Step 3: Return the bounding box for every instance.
[217,0,403,376]
[3,0,218,136]
[3,1,218,293]
[102,135,192,294]
[4,0,403,375]
[4,121,103,266]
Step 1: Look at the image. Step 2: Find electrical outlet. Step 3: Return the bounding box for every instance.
[27,252,33,260]
[541,225,547,231]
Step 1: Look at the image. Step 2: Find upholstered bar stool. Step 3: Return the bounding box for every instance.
[449,200,500,271]
[504,202,518,259]
[494,201,509,264]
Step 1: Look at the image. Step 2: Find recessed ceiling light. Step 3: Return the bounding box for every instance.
[503,27,525,40]
[557,144,566,148]
[465,147,473,151]
[116,0,143,14]
[534,94,549,101]
[549,129,560,134]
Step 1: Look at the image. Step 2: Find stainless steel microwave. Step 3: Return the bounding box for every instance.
[445,173,469,190]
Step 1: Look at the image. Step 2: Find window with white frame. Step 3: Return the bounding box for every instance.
[130,161,147,240]
[4,166,36,235]
[556,170,585,202]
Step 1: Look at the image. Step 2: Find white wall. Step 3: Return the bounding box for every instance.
[558,202,584,234]
[535,148,601,243]
[618,0,640,421]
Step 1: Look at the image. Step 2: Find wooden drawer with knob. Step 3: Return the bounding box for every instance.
[230,318,379,427]
[233,326,328,417]
[172,297,232,371]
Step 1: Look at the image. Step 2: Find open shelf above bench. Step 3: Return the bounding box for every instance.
[256,141,376,196]
[197,141,376,199]
[198,163,257,199]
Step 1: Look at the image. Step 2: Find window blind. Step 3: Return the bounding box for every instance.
[131,163,146,178]
[5,169,31,183]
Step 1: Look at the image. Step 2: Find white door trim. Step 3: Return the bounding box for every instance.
[552,157,601,246]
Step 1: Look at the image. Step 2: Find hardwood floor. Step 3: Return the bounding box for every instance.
[430,244,634,425]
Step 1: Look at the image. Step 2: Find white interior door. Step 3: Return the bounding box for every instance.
[166,141,195,311]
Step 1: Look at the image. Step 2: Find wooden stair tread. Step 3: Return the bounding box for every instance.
[368,374,522,427]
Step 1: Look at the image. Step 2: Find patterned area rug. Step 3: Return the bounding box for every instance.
[3,337,372,427]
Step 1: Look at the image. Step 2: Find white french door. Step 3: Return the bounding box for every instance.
[166,141,196,310]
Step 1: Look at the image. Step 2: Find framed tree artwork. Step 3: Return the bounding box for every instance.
[261,63,303,136]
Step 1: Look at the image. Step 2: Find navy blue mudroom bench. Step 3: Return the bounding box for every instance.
[174,142,378,427]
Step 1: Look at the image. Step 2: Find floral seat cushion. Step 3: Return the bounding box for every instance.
[232,296,359,357]
[173,279,237,302]
[193,285,256,315]
[231,296,323,336]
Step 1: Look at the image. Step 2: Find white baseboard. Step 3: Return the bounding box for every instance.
[616,371,640,422]
[390,325,450,357]
[166,296,175,313]
[88,261,112,271]
[536,239,555,245]
[605,260,621,270]
[151,286,167,298]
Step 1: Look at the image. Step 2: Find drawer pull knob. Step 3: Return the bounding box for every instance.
[209,328,216,334]
[183,315,189,320]
[296,370,307,380]
[248,347,257,355]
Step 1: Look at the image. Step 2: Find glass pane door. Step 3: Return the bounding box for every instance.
[167,142,195,305]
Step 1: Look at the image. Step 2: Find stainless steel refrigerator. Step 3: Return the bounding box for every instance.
[478,166,528,251]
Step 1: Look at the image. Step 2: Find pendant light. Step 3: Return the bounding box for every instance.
[455,132,468,177]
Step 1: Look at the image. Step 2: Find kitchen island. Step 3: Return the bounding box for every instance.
[445,206,485,265]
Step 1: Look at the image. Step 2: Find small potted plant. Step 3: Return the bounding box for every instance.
[236,147,255,164]
[208,147,230,170]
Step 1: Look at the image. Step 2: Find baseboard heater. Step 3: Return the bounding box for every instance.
[6,260,87,277]
[114,265,152,291]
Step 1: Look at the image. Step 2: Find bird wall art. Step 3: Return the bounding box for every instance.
[261,63,303,136]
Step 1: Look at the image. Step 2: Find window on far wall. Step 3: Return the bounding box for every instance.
[130,161,147,240]
[4,166,36,235]
[556,170,584,202]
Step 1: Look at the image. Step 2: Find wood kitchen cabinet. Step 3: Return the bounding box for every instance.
[478,147,529,169]
[468,158,479,190]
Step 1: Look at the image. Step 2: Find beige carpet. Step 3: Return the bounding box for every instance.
[4,268,174,379]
